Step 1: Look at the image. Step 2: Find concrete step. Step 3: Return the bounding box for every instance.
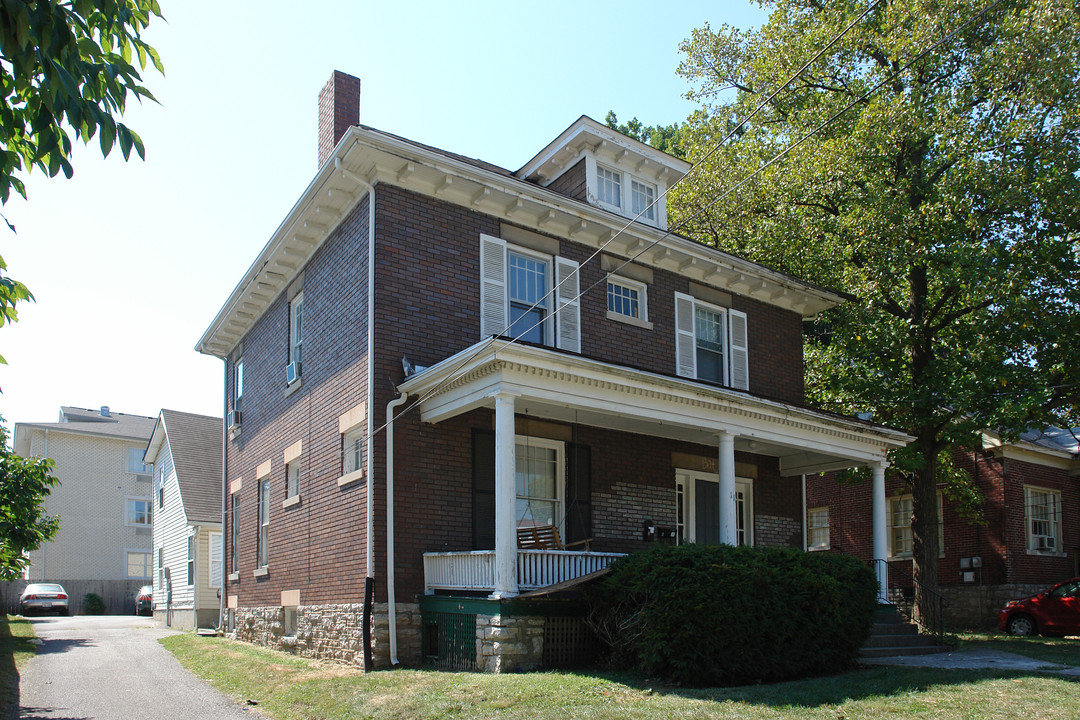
[863,632,942,649]
[861,644,950,658]
[872,621,919,635]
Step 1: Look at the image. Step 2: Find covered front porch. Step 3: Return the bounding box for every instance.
[397,340,912,600]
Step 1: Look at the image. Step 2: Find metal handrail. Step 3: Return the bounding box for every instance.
[871,558,948,643]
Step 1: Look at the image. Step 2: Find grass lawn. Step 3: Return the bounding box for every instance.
[957,632,1080,667]
[0,615,39,716]
[162,634,1080,720]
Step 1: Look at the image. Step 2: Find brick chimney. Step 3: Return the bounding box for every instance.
[317,71,361,168]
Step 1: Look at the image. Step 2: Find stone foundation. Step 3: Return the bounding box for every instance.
[228,602,421,669]
[940,583,1048,629]
[476,614,545,673]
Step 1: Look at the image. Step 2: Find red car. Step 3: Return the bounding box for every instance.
[998,578,1080,636]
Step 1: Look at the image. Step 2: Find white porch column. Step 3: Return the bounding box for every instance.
[718,431,737,545]
[872,460,889,603]
[491,392,518,599]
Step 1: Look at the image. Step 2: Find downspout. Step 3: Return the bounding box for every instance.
[336,154,379,669]
[42,429,49,581]
[385,390,409,667]
[219,359,228,630]
[801,473,807,552]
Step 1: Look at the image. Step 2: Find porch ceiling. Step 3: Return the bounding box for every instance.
[397,341,912,475]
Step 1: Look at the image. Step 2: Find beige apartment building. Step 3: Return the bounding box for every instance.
[14,407,157,587]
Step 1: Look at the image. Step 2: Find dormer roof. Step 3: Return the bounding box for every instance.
[517,115,690,188]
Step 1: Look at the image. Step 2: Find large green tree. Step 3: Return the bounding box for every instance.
[0,418,59,581]
[671,0,1080,622]
[0,0,164,346]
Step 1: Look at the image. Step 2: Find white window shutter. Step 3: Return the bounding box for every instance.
[555,256,581,353]
[479,234,507,339]
[728,308,749,390]
[674,292,696,378]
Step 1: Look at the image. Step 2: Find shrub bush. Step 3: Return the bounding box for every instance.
[83,593,106,615]
[586,544,877,686]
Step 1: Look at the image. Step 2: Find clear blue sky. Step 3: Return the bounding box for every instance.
[0,0,766,427]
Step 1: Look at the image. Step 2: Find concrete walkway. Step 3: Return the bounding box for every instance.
[862,647,1080,676]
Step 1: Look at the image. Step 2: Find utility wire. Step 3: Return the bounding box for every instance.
[370,0,997,442]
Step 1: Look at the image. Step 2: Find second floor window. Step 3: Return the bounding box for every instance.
[507,251,549,345]
[479,234,581,354]
[286,462,301,499]
[126,498,151,526]
[289,292,303,376]
[674,293,749,390]
[127,447,152,476]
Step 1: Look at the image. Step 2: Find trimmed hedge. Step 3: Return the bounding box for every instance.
[83,593,106,615]
[586,544,877,686]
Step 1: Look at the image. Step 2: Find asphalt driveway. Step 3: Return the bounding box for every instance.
[18,615,258,720]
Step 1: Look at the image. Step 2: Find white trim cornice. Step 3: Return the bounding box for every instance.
[399,341,911,475]
[196,124,847,359]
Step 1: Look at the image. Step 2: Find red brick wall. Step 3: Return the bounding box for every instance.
[317,71,361,168]
[805,446,1078,588]
[546,158,587,202]
[225,198,371,609]
[225,181,811,607]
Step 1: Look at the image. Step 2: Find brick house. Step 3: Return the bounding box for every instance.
[196,71,910,671]
[806,427,1079,627]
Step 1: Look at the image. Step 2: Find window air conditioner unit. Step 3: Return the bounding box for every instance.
[227,410,242,429]
[1036,535,1056,551]
[286,361,302,385]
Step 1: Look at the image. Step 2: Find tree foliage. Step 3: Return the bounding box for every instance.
[672,0,1080,619]
[604,111,686,158]
[0,418,59,581]
[0,0,164,349]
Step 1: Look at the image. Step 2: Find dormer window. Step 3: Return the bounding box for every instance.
[631,180,656,221]
[597,165,622,209]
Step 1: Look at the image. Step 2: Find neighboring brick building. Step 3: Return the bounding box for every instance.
[806,428,1080,627]
[14,406,157,610]
[196,71,910,671]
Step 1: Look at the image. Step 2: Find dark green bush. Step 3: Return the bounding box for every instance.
[83,593,106,615]
[586,544,877,686]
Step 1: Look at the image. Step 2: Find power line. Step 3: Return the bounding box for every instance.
[369,0,1004,443]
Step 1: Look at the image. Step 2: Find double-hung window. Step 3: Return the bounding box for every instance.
[888,494,944,558]
[1025,486,1062,552]
[479,235,580,353]
[507,250,549,344]
[607,275,648,323]
[230,495,240,574]
[343,428,364,476]
[126,498,151,527]
[807,507,830,550]
[596,165,621,208]
[631,179,656,221]
[515,436,565,534]
[673,293,749,390]
[257,479,270,568]
[127,447,152,477]
[187,535,195,586]
[288,292,303,383]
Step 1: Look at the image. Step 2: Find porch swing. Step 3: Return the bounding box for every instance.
[515,424,593,552]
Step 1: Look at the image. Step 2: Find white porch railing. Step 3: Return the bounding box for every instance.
[423,550,625,594]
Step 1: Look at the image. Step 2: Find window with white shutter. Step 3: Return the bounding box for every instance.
[478,235,580,353]
[674,293,750,390]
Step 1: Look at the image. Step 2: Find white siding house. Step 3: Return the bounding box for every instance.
[144,410,223,629]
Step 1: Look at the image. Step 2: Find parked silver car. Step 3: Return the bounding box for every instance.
[19,583,69,616]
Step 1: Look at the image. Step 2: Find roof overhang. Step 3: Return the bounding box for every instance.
[516,115,692,186]
[982,431,1080,473]
[197,125,847,359]
[144,413,167,465]
[398,341,912,476]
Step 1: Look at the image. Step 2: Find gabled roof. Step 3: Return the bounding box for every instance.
[145,410,223,525]
[14,406,156,445]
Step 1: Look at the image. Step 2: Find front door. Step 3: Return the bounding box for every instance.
[675,469,753,546]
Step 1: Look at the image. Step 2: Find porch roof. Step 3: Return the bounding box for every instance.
[397,340,912,475]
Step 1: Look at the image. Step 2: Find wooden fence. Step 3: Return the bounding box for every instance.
[0,579,147,615]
